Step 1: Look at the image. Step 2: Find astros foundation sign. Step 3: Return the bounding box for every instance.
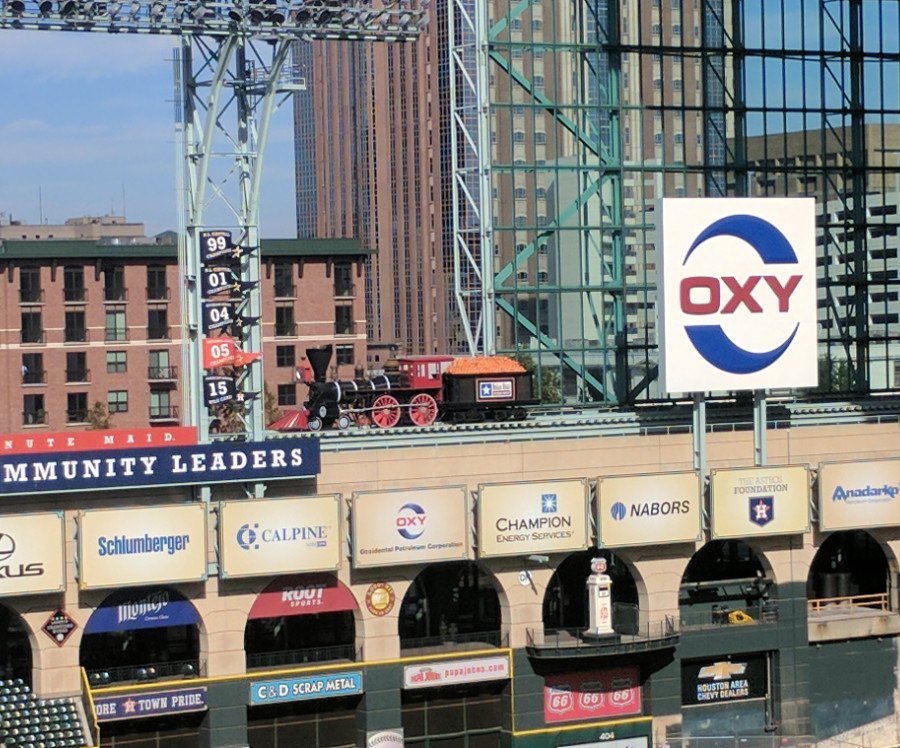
[658,198,817,392]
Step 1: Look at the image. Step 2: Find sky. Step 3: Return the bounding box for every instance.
[0,32,298,238]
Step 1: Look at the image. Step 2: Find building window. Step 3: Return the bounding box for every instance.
[335,306,354,335]
[64,310,87,343]
[334,263,354,297]
[21,311,43,344]
[147,266,169,300]
[147,308,169,340]
[23,394,45,425]
[63,266,85,302]
[67,392,88,424]
[106,307,127,341]
[19,267,42,303]
[150,390,176,420]
[149,350,175,380]
[104,265,126,301]
[275,305,296,337]
[336,345,354,366]
[276,345,296,367]
[66,352,88,383]
[274,262,295,298]
[22,353,44,385]
[107,351,127,373]
[108,390,129,414]
[277,384,297,406]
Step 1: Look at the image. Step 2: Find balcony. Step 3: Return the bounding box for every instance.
[19,289,44,304]
[246,644,358,671]
[274,284,296,299]
[146,286,171,301]
[334,282,356,298]
[22,370,46,385]
[149,404,179,421]
[808,592,900,643]
[22,410,47,426]
[275,322,297,337]
[65,368,90,384]
[104,286,128,302]
[526,608,679,660]
[20,330,46,345]
[87,659,201,687]
[148,365,178,382]
[66,409,88,424]
[147,326,171,341]
[63,288,87,303]
[64,328,89,344]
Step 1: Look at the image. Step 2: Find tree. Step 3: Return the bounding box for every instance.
[816,355,851,393]
[85,401,112,430]
[513,352,561,404]
[264,384,282,426]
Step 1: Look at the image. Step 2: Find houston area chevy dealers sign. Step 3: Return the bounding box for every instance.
[658,198,817,392]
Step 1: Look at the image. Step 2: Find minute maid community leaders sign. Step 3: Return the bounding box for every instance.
[0,437,320,496]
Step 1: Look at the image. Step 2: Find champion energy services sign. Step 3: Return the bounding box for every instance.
[710,465,810,539]
[477,479,589,558]
[352,486,469,568]
[219,496,340,578]
[0,438,319,496]
[78,504,208,589]
[597,471,702,547]
[658,198,817,393]
[0,513,65,597]
[818,458,900,531]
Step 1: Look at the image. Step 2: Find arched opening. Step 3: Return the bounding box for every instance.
[245,573,357,668]
[80,587,201,685]
[542,549,639,634]
[0,604,31,684]
[808,530,890,609]
[398,562,501,649]
[679,540,774,627]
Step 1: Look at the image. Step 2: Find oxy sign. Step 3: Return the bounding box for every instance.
[658,198,817,393]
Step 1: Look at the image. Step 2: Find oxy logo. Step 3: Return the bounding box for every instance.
[237,523,260,550]
[680,214,803,374]
[396,503,426,540]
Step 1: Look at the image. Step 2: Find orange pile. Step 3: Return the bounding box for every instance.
[445,356,526,375]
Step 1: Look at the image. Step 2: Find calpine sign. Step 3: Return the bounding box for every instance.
[658,198,817,393]
[0,438,319,496]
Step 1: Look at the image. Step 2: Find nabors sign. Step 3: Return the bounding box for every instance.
[658,198,817,392]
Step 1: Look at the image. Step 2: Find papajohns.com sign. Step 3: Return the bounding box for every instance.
[0,438,319,496]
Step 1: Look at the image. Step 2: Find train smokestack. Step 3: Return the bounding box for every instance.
[305,346,333,383]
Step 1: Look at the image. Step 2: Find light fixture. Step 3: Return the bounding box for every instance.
[57,0,76,15]
[149,0,164,19]
[37,0,52,13]
[6,0,25,14]
[227,0,242,21]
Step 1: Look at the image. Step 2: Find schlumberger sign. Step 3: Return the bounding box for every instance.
[0,438,320,496]
[658,198,817,393]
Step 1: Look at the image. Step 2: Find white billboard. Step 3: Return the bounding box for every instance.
[0,512,65,597]
[658,198,817,393]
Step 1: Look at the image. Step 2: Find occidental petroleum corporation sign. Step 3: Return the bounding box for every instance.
[658,198,817,393]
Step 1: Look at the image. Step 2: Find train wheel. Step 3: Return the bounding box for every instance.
[408,393,438,427]
[371,395,401,429]
[307,416,323,432]
[337,414,353,430]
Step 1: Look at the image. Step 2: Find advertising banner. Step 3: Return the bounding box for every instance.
[0,427,197,456]
[249,671,363,706]
[248,573,357,619]
[710,465,809,539]
[477,479,589,559]
[597,471,702,547]
[544,668,642,724]
[682,655,767,706]
[78,505,207,590]
[94,688,208,722]
[352,486,469,568]
[0,512,65,597]
[818,458,900,531]
[657,197,817,393]
[0,438,320,496]
[84,588,201,633]
[403,655,510,689]
[219,496,340,578]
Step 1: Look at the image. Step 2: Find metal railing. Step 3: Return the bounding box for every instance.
[22,369,46,385]
[63,287,87,302]
[275,323,297,337]
[86,659,201,686]
[22,410,47,426]
[64,328,89,343]
[808,592,889,615]
[146,286,171,300]
[104,286,127,301]
[400,630,505,651]
[274,284,296,298]
[528,615,679,655]
[105,329,128,341]
[149,405,179,420]
[148,366,178,380]
[19,288,44,303]
[334,282,356,298]
[65,368,90,383]
[147,326,171,340]
[680,601,779,629]
[80,667,100,748]
[66,409,88,424]
[21,329,46,344]
[246,644,358,670]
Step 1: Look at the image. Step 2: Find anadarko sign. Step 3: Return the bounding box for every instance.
[710,465,810,539]
[477,479,589,558]
[352,486,470,568]
[78,504,208,590]
[818,458,900,531]
[0,438,319,496]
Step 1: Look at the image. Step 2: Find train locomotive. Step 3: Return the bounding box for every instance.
[293,345,537,430]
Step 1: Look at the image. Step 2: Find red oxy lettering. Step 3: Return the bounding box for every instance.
[680,275,802,314]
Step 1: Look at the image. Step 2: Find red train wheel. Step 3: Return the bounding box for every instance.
[371,394,401,428]
[408,393,438,426]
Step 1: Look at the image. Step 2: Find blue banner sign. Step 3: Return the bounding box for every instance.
[85,588,201,633]
[0,438,319,496]
[249,671,364,706]
[94,687,208,722]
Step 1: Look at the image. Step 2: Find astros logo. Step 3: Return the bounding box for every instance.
[680,214,803,374]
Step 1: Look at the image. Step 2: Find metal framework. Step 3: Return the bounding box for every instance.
[0,0,428,443]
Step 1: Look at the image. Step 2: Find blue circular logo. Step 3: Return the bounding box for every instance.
[681,214,801,374]
[610,502,627,521]
[237,523,259,550]
[396,503,427,540]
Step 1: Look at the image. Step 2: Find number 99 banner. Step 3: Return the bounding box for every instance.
[199,230,236,263]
